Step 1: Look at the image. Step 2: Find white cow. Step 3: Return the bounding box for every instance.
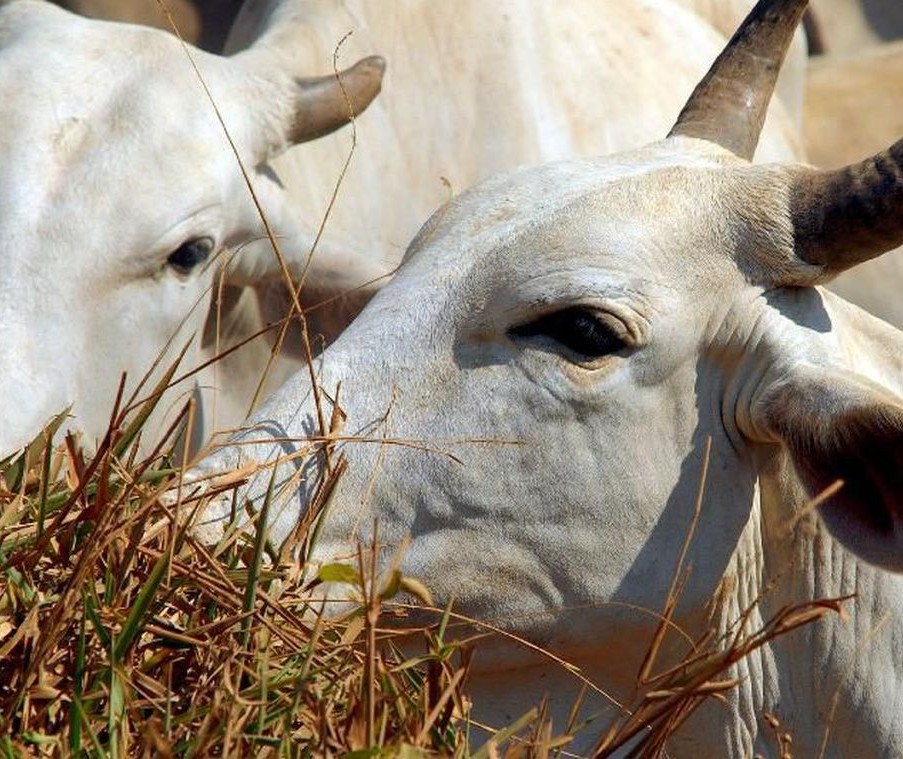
[227,0,805,299]
[195,0,903,754]
[0,0,383,455]
[215,0,807,411]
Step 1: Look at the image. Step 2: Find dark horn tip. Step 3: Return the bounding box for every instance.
[792,138,903,272]
[342,55,386,109]
[355,55,386,78]
[286,54,386,145]
[348,55,386,95]
[669,0,809,160]
[339,55,386,100]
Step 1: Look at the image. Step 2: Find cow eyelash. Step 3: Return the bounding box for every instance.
[167,236,214,274]
[509,306,626,360]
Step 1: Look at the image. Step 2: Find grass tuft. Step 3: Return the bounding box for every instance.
[0,412,475,756]
[0,412,846,757]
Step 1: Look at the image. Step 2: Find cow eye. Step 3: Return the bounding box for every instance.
[167,237,214,274]
[509,307,626,360]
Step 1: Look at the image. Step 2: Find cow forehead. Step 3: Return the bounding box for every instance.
[0,3,230,162]
[402,141,763,300]
[3,3,184,83]
[0,5,239,263]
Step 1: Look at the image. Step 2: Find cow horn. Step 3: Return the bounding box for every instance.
[669,0,807,160]
[228,4,385,158]
[234,50,385,158]
[791,140,903,272]
[280,55,385,145]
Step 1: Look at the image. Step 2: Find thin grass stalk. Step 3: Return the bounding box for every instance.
[36,433,53,540]
[115,339,192,455]
[363,523,382,748]
[107,633,122,759]
[112,549,171,663]
[68,610,87,754]
[240,465,277,650]
[471,708,539,759]
[70,695,105,756]
[414,667,466,747]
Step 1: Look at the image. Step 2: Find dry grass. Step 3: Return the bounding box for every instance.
[0,388,478,756]
[0,385,849,757]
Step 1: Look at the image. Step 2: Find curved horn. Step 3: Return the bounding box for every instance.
[791,139,903,272]
[669,0,808,159]
[234,51,385,159]
[227,4,385,159]
[280,55,385,145]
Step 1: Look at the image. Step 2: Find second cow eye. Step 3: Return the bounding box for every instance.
[167,237,214,274]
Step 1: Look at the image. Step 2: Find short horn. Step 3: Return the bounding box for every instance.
[283,55,385,144]
[791,139,903,272]
[236,50,385,159]
[227,4,385,159]
[669,0,808,159]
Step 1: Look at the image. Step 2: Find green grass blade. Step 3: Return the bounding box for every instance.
[1,408,69,493]
[36,432,53,538]
[0,735,20,759]
[83,588,112,652]
[71,694,105,756]
[240,465,277,649]
[112,549,170,663]
[114,339,192,458]
[68,611,87,754]
[471,708,539,759]
[108,666,123,759]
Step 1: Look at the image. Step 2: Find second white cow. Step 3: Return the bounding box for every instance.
[0,0,383,454]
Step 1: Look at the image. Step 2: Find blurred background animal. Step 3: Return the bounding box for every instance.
[0,0,382,455]
[51,0,242,50]
[809,0,903,53]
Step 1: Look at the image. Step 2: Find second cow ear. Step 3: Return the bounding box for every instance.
[224,171,389,295]
[751,362,903,572]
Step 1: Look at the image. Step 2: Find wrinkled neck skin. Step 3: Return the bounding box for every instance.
[195,277,903,757]
[447,290,903,757]
[621,289,903,758]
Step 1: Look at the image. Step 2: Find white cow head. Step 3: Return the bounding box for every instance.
[0,0,383,454]
[196,0,903,748]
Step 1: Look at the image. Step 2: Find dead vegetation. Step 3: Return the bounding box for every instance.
[0,386,474,756]
[0,383,848,757]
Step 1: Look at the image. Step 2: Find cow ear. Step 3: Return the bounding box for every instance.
[753,365,903,571]
[225,170,388,292]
